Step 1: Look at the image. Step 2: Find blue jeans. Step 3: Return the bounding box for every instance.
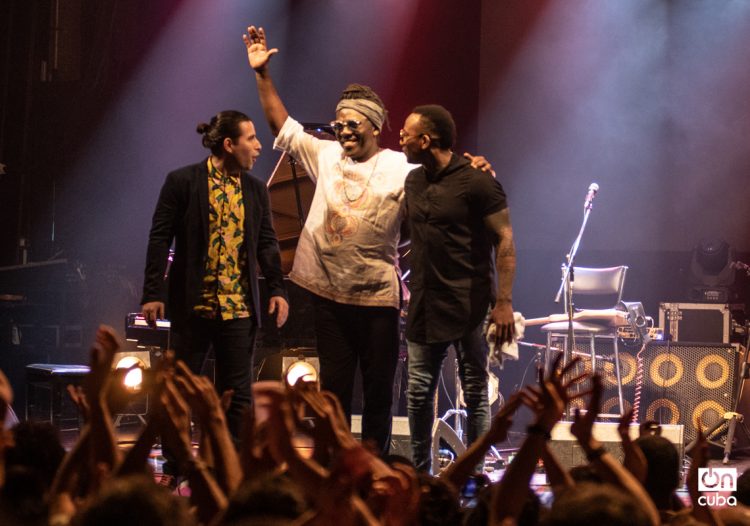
[407,323,490,473]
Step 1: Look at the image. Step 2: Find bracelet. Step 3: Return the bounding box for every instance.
[585,445,607,461]
[526,424,552,440]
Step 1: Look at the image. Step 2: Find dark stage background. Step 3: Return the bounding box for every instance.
[1,1,750,424]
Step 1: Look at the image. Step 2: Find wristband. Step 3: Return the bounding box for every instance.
[526,424,552,441]
[585,445,607,461]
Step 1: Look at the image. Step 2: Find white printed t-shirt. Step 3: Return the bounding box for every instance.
[274,116,415,308]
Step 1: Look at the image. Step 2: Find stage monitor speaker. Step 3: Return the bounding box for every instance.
[351,415,411,458]
[549,422,684,470]
[641,341,740,445]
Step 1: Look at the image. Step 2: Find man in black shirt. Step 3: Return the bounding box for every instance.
[400,105,516,473]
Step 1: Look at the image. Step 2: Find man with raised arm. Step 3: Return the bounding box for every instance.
[244,26,495,455]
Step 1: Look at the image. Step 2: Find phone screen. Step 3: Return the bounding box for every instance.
[460,475,486,508]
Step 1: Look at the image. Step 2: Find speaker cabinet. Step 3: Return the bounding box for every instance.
[549,422,684,470]
[351,415,411,458]
[641,341,740,444]
[549,337,639,417]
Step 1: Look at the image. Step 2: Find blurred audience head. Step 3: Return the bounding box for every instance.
[716,506,750,526]
[463,486,542,526]
[542,482,650,526]
[416,472,462,526]
[734,468,750,506]
[218,473,307,525]
[5,421,65,489]
[569,464,604,484]
[76,474,195,526]
[635,434,681,508]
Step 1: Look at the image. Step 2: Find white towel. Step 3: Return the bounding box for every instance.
[486,311,525,367]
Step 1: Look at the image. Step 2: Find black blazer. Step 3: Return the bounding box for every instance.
[141,159,286,328]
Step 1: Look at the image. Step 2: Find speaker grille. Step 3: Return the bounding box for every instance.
[642,342,739,444]
[548,337,637,417]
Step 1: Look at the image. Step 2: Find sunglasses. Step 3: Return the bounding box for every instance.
[399,129,441,142]
[330,119,363,132]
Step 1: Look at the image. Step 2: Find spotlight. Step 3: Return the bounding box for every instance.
[284,358,319,387]
[111,341,150,419]
[114,355,147,391]
[689,238,736,302]
[282,349,320,387]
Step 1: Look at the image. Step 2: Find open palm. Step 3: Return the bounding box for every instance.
[243,25,278,71]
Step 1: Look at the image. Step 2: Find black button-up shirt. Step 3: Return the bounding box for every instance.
[404,154,507,343]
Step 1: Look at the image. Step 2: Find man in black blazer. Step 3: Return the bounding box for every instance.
[141,111,288,477]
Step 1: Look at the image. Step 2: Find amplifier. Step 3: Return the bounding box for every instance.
[641,341,741,444]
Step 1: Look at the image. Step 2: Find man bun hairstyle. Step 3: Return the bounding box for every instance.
[412,104,456,150]
[196,110,252,156]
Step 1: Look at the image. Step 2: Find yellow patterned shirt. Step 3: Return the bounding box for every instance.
[194,158,251,320]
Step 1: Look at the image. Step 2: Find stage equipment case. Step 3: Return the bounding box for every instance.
[658,302,730,344]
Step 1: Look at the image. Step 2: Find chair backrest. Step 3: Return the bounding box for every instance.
[564,265,628,308]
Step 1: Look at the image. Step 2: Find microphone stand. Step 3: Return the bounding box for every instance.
[288,157,306,230]
[553,197,595,416]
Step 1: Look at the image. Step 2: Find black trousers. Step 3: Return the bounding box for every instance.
[163,315,257,475]
[312,293,400,456]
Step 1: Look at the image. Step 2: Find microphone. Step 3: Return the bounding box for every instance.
[584,182,599,210]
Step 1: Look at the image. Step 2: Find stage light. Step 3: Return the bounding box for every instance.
[257,348,320,385]
[689,238,736,302]
[282,348,320,387]
[284,358,319,387]
[112,343,151,393]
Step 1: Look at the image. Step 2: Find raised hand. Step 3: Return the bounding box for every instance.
[85,325,122,400]
[239,407,277,481]
[173,360,223,424]
[243,26,279,72]
[0,369,13,423]
[252,381,296,463]
[570,374,603,449]
[617,407,635,441]
[618,407,648,483]
[487,392,522,443]
[159,377,193,466]
[687,417,709,482]
[292,385,358,451]
[368,462,420,526]
[521,355,589,432]
[66,384,90,422]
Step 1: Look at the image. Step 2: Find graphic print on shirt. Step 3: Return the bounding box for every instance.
[195,161,250,320]
[324,153,380,246]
